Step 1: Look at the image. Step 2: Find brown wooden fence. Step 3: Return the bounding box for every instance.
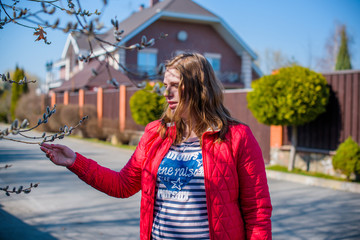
[46,70,359,163]
[84,91,97,107]
[283,70,360,150]
[103,89,120,120]
[55,93,63,105]
[69,92,79,105]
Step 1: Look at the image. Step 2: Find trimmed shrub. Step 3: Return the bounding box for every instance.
[60,104,80,127]
[332,137,360,180]
[38,104,80,133]
[82,104,97,120]
[79,104,97,138]
[247,65,330,171]
[129,82,166,126]
[82,117,106,140]
[247,65,329,126]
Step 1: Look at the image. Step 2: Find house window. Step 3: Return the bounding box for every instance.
[175,50,185,56]
[137,49,158,75]
[204,53,221,73]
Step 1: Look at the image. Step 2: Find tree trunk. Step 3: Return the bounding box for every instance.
[288,126,298,171]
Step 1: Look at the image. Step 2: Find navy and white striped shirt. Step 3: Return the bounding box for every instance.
[152,137,210,239]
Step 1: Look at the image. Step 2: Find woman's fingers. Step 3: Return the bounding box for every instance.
[40,146,50,154]
[40,144,57,160]
[40,144,66,155]
[40,143,75,167]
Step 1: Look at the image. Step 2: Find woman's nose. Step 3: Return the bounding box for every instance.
[163,88,170,97]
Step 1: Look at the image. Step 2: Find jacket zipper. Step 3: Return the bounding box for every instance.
[148,137,174,239]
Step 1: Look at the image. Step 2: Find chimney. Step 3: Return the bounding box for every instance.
[139,4,145,11]
[150,0,160,7]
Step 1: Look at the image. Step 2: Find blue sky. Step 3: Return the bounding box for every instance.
[0,0,359,83]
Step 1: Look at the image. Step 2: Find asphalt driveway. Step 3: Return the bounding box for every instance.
[0,129,359,239]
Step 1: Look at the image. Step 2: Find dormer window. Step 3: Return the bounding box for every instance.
[137,48,158,75]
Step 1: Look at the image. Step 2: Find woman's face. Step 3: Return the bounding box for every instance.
[163,68,181,112]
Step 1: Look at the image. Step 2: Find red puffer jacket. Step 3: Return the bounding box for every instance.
[68,121,272,239]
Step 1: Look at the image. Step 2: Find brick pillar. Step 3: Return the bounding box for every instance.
[241,52,252,89]
[50,91,56,107]
[79,89,85,117]
[64,91,69,105]
[97,87,103,128]
[270,125,283,148]
[119,85,126,132]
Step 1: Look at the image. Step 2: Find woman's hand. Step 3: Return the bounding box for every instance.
[40,143,76,167]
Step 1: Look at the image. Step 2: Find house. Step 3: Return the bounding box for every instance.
[48,0,262,92]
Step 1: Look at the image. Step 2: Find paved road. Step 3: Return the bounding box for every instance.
[1,130,360,240]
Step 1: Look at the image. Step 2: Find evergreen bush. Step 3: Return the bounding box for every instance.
[10,66,28,120]
[332,137,360,180]
[0,88,11,123]
[129,82,166,126]
[335,26,352,70]
[247,65,329,126]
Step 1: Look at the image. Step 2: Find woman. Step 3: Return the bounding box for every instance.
[41,53,272,239]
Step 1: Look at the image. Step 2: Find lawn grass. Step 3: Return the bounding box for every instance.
[266,164,354,182]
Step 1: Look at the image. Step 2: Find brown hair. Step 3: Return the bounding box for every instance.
[159,52,240,144]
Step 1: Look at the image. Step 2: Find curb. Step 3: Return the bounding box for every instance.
[266,170,360,194]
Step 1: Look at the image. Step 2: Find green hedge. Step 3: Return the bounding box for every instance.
[247,65,329,126]
[129,82,166,126]
[332,137,360,180]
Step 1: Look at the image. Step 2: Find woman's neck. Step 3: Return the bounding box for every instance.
[186,130,198,138]
[183,119,198,139]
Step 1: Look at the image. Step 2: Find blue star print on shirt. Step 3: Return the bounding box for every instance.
[171,178,183,191]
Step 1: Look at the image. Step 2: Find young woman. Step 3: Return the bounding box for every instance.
[41,53,272,239]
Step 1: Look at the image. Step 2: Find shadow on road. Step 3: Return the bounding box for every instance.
[270,179,360,240]
[0,204,57,240]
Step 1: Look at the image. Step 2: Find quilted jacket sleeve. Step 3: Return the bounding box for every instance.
[236,125,272,240]
[67,121,158,198]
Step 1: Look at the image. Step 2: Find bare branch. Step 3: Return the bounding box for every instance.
[0,183,39,196]
[0,105,88,144]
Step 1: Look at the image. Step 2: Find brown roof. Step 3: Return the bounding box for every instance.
[53,60,132,92]
[162,0,217,17]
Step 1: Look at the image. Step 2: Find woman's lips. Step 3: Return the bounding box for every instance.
[167,101,177,110]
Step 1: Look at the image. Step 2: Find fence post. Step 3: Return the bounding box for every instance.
[50,91,56,107]
[64,91,69,105]
[270,125,283,148]
[119,85,126,132]
[79,89,84,117]
[40,94,46,113]
[97,87,103,128]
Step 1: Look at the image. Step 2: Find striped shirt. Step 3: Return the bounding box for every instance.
[151,137,210,239]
